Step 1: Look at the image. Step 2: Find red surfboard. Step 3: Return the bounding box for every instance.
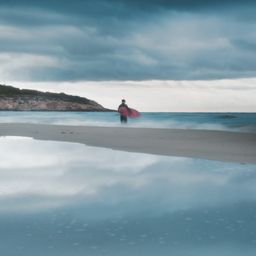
[127,108,140,118]
[119,107,140,118]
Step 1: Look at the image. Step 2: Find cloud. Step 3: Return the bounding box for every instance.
[0,0,256,81]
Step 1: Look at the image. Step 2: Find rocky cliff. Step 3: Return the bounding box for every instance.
[0,84,111,111]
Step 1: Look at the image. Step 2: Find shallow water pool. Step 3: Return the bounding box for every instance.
[0,136,256,256]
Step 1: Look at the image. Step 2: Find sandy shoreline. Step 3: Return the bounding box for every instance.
[0,123,256,164]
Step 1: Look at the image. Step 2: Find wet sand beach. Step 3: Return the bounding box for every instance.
[0,123,255,164]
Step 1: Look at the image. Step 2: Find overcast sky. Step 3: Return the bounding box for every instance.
[0,0,256,111]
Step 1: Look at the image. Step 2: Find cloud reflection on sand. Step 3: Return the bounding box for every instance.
[0,136,256,256]
[0,136,256,215]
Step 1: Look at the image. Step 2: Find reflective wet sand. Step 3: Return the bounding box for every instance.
[0,137,256,255]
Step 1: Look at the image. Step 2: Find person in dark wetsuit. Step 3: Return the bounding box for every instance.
[118,99,131,124]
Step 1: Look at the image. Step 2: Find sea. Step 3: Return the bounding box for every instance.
[0,111,256,133]
[0,111,256,256]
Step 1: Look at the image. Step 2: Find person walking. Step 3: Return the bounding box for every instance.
[118,99,131,124]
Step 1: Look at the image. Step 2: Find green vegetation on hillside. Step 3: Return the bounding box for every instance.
[0,84,93,104]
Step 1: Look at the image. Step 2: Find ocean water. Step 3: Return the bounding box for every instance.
[0,111,256,132]
[0,136,256,256]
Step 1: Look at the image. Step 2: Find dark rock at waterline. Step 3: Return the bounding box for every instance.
[217,114,237,119]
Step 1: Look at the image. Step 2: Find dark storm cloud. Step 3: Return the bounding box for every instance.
[0,0,256,81]
[1,0,255,11]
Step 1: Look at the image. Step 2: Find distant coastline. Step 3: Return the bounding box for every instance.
[0,84,114,112]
